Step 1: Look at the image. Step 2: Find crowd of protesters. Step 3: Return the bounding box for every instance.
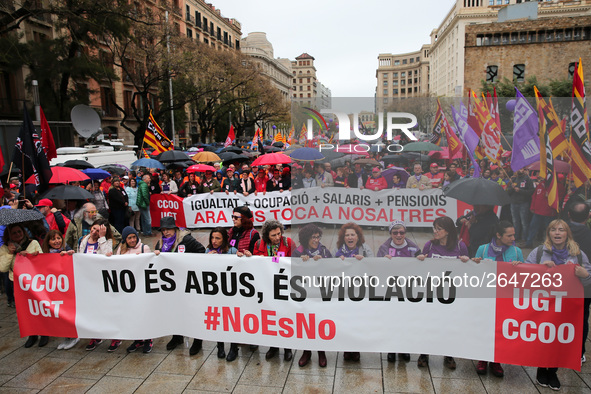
[1,147,591,391]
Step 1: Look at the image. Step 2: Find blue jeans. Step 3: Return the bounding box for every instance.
[140,207,152,236]
[510,202,530,240]
[526,214,554,246]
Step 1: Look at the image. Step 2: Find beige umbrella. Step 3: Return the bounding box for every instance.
[191,151,221,163]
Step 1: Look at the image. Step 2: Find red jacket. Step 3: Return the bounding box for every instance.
[254,176,267,192]
[425,172,444,188]
[253,237,294,257]
[530,182,558,217]
[365,176,388,191]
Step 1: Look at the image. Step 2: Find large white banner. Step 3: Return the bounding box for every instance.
[165,188,467,228]
[15,253,584,369]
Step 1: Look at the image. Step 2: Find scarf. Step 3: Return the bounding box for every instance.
[486,238,510,261]
[267,243,280,256]
[161,233,177,252]
[302,244,328,258]
[550,246,570,265]
[49,247,64,254]
[390,239,408,249]
[335,244,359,258]
[414,175,422,181]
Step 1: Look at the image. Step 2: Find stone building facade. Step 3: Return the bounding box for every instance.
[464,15,591,93]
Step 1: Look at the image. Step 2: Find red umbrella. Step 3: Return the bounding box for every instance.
[26,166,89,184]
[428,147,462,160]
[251,153,292,167]
[527,160,570,173]
[187,164,216,173]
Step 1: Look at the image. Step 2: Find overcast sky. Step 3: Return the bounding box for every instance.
[216,0,455,97]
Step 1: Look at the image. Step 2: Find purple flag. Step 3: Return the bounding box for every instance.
[451,103,481,177]
[510,88,540,172]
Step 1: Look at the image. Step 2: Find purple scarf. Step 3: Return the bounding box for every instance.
[302,244,330,258]
[486,239,510,261]
[550,246,570,265]
[161,233,177,252]
[335,244,359,258]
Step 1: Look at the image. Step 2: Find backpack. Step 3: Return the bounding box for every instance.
[534,245,582,265]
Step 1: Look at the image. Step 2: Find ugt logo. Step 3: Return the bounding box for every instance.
[304,108,418,142]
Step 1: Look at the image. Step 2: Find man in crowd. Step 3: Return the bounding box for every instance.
[221,167,240,194]
[137,174,152,236]
[65,203,121,252]
[525,176,558,248]
[35,198,70,234]
[425,163,444,188]
[315,163,334,188]
[508,168,534,244]
[406,163,431,190]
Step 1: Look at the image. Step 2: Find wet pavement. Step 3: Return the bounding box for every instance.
[1,226,590,393]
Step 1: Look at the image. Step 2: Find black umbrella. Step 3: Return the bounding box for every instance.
[330,154,365,168]
[98,165,127,176]
[272,142,285,148]
[321,151,345,161]
[41,185,94,200]
[263,146,282,153]
[0,209,44,226]
[442,178,511,206]
[381,154,408,164]
[218,152,250,162]
[63,160,94,169]
[159,150,191,163]
[220,146,243,154]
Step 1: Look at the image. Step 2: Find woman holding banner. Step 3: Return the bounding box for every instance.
[205,227,239,361]
[245,220,294,362]
[108,227,154,354]
[230,206,260,257]
[416,216,469,370]
[472,221,524,378]
[332,222,373,363]
[521,219,591,390]
[292,223,331,368]
[0,223,43,347]
[154,216,206,355]
[179,173,200,197]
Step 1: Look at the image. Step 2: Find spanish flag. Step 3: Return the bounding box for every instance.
[143,111,172,152]
[534,87,568,158]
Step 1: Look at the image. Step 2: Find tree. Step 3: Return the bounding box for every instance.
[0,0,135,120]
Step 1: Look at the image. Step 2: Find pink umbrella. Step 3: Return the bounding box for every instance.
[527,160,570,173]
[187,164,216,173]
[251,153,292,167]
[428,147,462,160]
[335,144,370,157]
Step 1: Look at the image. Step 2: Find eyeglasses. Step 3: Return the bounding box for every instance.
[311,235,322,240]
[87,210,98,214]
[391,231,406,235]
[231,215,242,220]
[433,227,444,232]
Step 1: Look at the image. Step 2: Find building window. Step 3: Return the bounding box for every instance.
[195,11,201,27]
[393,72,398,77]
[383,89,388,95]
[299,78,302,83]
[401,88,405,94]
[393,81,398,86]
[408,79,412,84]
[383,73,388,78]
[410,58,414,63]
[402,59,407,64]
[299,86,302,91]
[416,57,420,62]
[569,62,577,78]
[383,81,388,86]
[393,89,398,95]
[307,77,310,83]
[394,60,400,65]
[486,65,499,82]
[401,80,405,86]
[513,64,525,82]
[308,93,311,97]
[401,72,406,77]
[477,35,483,46]
[186,28,192,39]
[307,86,311,91]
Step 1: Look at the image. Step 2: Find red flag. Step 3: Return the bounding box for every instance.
[469,90,502,163]
[224,125,236,148]
[40,107,57,161]
[493,88,501,132]
[436,100,463,158]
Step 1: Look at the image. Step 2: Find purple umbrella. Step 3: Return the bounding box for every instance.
[381,167,410,188]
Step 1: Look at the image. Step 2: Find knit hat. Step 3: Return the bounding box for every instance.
[233,205,253,219]
[389,220,406,232]
[121,226,139,243]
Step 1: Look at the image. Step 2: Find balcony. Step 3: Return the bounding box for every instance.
[186,14,194,24]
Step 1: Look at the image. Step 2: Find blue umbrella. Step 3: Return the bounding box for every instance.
[82,168,112,180]
[289,147,325,162]
[131,158,165,169]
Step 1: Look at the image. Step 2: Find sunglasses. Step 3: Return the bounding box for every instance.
[231,215,242,220]
[391,231,406,235]
[87,210,98,214]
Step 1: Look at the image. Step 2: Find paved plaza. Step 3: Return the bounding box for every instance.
[1,226,590,393]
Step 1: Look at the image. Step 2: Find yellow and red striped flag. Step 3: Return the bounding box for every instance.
[273,133,285,143]
[468,90,502,162]
[143,111,172,152]
[534,87,568,158]
[143,149,150,158]
[287,125,295,144]
[569,58,591,187]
